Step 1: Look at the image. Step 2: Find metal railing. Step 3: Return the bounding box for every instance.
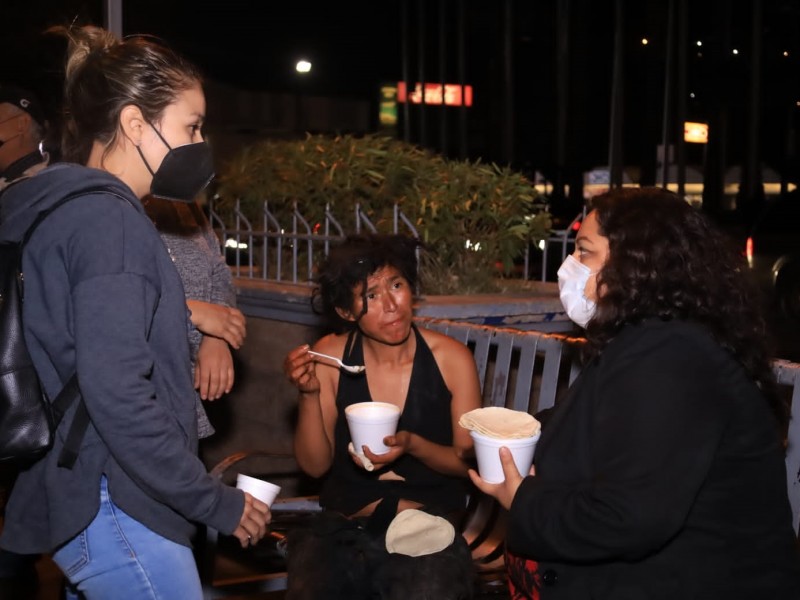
[208,198,420,284]
[209,198,581,285]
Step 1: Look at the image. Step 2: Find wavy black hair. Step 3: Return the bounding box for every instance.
[312,234,422,332]
[584,187,784,423]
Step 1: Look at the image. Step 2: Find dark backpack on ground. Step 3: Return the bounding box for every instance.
[285,498,475,600]
[0,187,121,467]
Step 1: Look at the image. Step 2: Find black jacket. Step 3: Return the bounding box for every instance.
[509,319,800,599]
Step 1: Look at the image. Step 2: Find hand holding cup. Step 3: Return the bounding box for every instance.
[233,474,280,548]
[468,446,528,510]
[233,490,271,549]
[345,402,401,456]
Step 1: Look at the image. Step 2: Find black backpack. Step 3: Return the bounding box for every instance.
[0,187,123,467]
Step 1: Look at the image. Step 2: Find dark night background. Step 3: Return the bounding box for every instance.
[2,1,800,214]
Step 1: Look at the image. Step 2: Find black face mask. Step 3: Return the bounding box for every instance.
[137,124,215,202]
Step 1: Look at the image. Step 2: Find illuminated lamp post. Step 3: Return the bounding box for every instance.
[104,0,123,36]
[294,59,312,135]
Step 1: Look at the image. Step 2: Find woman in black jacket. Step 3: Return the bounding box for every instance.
[471,187,800,599]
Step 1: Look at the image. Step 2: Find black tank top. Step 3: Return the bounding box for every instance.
[319,325,466,516]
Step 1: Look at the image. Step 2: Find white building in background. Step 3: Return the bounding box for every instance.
[579,163,794,209]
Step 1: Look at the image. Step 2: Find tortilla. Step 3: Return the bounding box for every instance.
[385,509,455,557]
[459,406,541,439]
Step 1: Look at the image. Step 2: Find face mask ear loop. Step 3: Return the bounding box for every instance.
[136,145,156,177]
[147,120,173,150]
[136,119,172,177]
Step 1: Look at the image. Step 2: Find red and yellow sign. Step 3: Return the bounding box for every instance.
[397,82,473,107]
[684,121,708,144]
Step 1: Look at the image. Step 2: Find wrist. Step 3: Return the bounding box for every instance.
[402,431,418,455]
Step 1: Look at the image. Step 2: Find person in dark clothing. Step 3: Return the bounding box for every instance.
[0,84,49,191]
[283,234,482,599]
[471,187,800,599]
[143,195,247,412]
[0,82,51,598]
[0,25,269,600]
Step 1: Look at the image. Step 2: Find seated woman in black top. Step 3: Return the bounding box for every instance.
[283,234,482,599]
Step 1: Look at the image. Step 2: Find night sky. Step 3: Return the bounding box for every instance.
[2,0,799,190]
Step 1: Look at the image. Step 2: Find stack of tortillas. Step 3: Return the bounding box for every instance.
[459,406,541,439]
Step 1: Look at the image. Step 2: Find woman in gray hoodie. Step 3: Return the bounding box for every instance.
[0,25,269,599]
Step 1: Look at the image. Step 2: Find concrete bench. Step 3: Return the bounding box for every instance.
[199,318,800,597]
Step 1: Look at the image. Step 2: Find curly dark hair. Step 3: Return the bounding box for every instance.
[312,234,422,332]
[584,187,784,423]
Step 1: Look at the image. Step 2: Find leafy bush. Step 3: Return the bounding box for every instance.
[215,134,551,294]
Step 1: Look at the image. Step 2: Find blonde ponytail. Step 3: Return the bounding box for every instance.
[62,25,119,82]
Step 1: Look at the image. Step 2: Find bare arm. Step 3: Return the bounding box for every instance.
[283,337,342,478]
[187,299,246,349]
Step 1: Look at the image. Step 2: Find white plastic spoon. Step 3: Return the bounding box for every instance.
[307,350,366,374]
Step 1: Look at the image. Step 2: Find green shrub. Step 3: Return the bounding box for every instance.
[215,134,551,294]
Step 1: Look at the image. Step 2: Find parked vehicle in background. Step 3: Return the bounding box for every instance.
[746,190,800,321]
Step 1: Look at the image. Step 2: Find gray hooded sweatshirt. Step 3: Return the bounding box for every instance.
[0,163,243,554]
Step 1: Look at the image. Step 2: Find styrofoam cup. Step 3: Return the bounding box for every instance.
[345,401,401,455]
[470,430,540,484]
[236,473,281,506]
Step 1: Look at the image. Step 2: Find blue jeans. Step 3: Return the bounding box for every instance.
[52,477,202,599]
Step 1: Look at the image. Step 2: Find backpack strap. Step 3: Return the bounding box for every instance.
[20,186,136,469]
[57,387,88,469]
[48,373,85,469]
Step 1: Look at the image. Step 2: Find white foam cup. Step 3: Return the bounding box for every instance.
[344,401,401,455]
[236,473,281,506]
[470,430,540,484]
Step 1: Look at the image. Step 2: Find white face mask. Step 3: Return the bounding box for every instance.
[557,255,597,328]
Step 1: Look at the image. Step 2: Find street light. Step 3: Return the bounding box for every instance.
[294,59,312,135]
